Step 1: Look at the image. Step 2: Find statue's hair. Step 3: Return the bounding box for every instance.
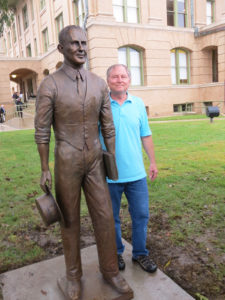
[58,25,86,45]
[106,64,131,79]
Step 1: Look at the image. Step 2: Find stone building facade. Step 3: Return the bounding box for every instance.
[0,0,225,116]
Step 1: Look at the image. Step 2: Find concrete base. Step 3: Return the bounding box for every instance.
[0,240,194,300]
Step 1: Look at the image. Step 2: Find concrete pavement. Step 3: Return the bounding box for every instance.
[0,240,194,300]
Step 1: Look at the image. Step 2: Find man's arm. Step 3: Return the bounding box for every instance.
[100,82,116,154]
[141,135,158,181]
[37,143,52,193]
[35,76,55,193]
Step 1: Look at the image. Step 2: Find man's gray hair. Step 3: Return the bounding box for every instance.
[58,25,86,45]
[106,64,131,79]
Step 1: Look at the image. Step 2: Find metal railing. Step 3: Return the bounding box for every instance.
[5,100,36,122]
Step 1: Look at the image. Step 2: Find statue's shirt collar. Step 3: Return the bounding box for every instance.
[62,63,86,81]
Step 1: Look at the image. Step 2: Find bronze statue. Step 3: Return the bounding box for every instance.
[35,25,132,300]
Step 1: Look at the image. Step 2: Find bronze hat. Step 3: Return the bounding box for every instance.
[35,187,65,226]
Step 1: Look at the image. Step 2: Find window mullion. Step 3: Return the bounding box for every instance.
[185,0,188,27]
[212,1,215,22]
[137,0,140,23]
[124,0,127,22]
[175,49,180,84]
[187,52,190,84]
[140,50,144,85]
[174,0,178,26]
[127,47,130,70]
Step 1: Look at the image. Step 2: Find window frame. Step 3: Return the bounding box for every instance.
[171,48,190,85]
[26,44,32,57]
[42,27,49,53]
[40,0,46,11]
[22,4,29,30]
[212,48,218,82]
[206,0,215,25]
[34,38,38,56]
[173,103,193,112]
[118,46,144,86]
[167,0,188,28]
[12,23,17,44]
[113,0,140,24]
[73,0,85,27]
[55,13,64,41]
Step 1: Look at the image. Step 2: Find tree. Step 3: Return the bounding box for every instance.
[0,0,15,35]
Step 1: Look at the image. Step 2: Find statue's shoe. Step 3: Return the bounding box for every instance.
[58,276,81,300]
[103,273,132,294]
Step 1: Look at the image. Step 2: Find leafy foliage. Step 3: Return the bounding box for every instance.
[0,0,15,35]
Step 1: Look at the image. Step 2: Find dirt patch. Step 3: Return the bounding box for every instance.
[1,214,224,300]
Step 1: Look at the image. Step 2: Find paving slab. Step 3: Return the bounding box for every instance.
[0,240,194,300]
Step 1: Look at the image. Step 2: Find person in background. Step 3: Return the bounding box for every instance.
[15,96,23,118]
[12,91,19,104]
[0,105,6,123]
[104,64,158,273]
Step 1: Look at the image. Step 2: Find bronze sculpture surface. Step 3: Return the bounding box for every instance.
[35,25,132,300]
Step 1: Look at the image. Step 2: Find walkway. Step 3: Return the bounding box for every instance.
[0,240,194,300]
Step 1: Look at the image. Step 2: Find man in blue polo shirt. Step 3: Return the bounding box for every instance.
[104,64,158,273]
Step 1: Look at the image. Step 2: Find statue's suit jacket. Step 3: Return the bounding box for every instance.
[35,63,115,153]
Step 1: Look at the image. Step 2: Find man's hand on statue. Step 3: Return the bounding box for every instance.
[149,163,158,182]
[40,170,52,193]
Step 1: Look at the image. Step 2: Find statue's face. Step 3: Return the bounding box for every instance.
[59,28,87,67]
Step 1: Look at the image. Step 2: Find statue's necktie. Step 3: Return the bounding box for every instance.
[76,71,85,98]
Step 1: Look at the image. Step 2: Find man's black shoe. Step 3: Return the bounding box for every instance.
[118,254,125,270]
[132,255,157,273]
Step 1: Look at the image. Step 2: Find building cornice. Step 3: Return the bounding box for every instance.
[86,20,195,34]
[129,82,224,91]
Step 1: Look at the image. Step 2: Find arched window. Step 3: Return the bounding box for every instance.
[118,47,143,86]
[112,0,139,23]
[171,48,190,84]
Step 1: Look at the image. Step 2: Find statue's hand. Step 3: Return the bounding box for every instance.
[40,170,52,193]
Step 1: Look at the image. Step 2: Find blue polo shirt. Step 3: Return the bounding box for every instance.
[100,93,152,183]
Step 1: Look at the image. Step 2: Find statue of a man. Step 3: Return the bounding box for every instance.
[35,25,131,300]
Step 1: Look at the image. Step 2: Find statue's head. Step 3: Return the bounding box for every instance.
[57,25,87,68]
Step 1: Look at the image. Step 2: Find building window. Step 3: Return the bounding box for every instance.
[26,44,32,57]
[18,15,21,36]
[212,49,218,82]
[206,0,215,25]
[4,39,7,53]
[113,0,139,23]
[42,28,49,53]
[22,4,29,30]
[118,47,143,86]
[171,48,190,84]
[34,38,38,56]
[7,32,11,48]
[40,0,46,11]
[167,0,187,27]
[31,0,34,20]
[74,0,85,27]
[12,23,17,43]
[173,103,193,112]
[55,13,64,41]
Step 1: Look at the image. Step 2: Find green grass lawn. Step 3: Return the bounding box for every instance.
[149,114,224,121]
[148,120,225,246]
[0,120,225,288]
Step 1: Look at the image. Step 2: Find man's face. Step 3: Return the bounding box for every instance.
[107,66,131,94]
[58,28,87,67]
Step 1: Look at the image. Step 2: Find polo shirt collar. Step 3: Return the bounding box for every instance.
[62,63,86,81]
[110,92,133,103]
